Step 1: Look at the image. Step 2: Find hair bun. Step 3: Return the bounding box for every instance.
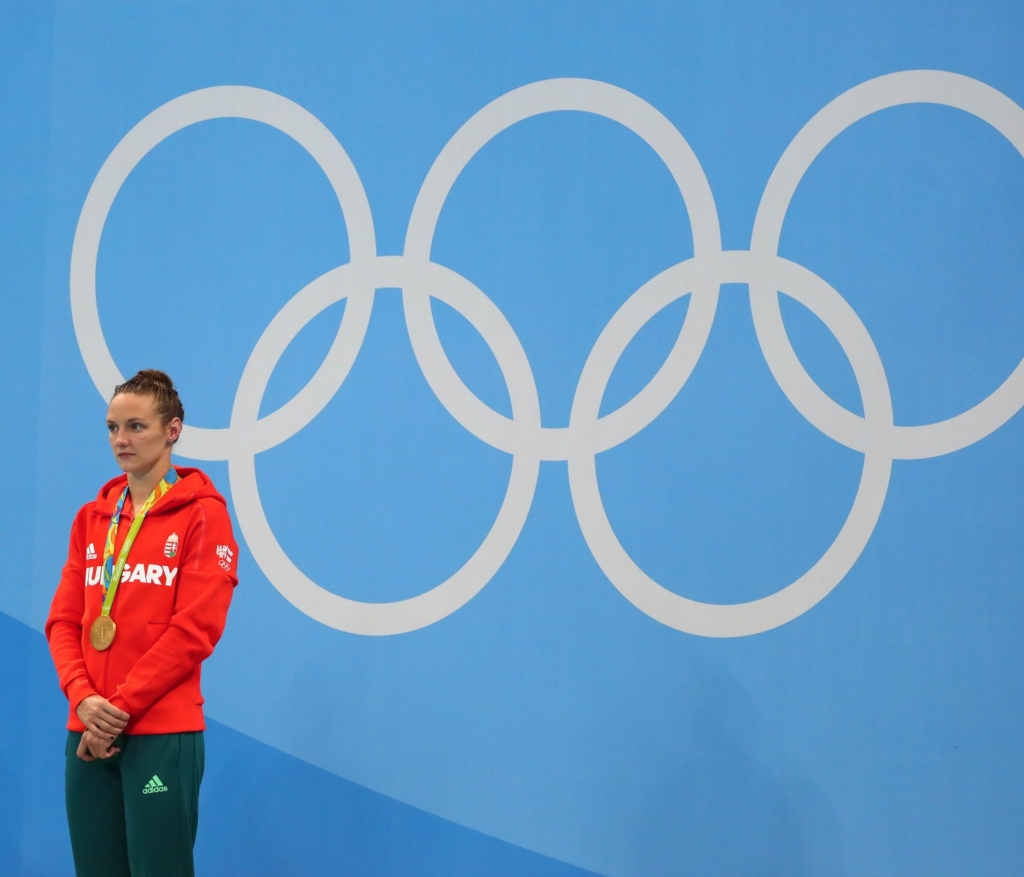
[111,369,185,432]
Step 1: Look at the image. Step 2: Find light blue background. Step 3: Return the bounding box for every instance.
[3,2,1024,875]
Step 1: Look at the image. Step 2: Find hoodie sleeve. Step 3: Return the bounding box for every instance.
[107,497,237,717]
[45,506,100,713]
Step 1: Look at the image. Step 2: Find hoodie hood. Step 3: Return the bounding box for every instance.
[93,466,228,517]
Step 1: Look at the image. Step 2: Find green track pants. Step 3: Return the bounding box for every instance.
[65,731,205,877]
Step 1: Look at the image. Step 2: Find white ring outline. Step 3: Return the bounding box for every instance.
[751,70,1024,460]
[227,257,540,635]
[69,72,1024,636]
[404,78,722,461]
[69,85,377,462]
[568,250,894,636]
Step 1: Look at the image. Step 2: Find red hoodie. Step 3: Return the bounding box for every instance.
[46,467,238,734]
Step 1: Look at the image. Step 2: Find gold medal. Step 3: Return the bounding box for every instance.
[90,615,117,651]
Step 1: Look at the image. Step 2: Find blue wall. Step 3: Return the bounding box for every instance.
[3,2,1024,874]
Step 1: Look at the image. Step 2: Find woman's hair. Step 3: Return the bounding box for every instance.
[112,369,185,432]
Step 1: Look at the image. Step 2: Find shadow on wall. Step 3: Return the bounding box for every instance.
[636,657,847,877]
[0,607,845,877]
[1,610,74,877]
[0,610,602,877]
[0,619,28,876]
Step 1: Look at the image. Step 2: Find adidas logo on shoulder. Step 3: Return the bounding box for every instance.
[143,775,168,795]
[85,543,97,561]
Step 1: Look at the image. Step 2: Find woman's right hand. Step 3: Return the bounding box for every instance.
[76,694,129,739]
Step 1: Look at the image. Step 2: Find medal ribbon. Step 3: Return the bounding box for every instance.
[98,467,178,618]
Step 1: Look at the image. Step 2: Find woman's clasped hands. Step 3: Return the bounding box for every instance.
[75,694,130,760]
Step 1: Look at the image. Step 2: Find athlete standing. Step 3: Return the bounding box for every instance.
[46,369,238,877]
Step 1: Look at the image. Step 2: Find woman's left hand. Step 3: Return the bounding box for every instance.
[76,729,121,761]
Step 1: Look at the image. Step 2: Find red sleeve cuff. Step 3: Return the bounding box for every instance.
[66,676,98,714]
[108,691,132,716]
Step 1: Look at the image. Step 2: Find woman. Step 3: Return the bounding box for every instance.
[46,369,238,877]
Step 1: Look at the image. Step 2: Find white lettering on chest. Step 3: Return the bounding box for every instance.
[85,566,102,587]
[116,562,179,585]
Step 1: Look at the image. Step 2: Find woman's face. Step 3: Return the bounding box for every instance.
[106,392,181,477]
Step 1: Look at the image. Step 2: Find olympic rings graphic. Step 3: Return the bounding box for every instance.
[71,70,1024,636]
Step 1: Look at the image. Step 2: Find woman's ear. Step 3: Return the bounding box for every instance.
[166,416,183,445]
